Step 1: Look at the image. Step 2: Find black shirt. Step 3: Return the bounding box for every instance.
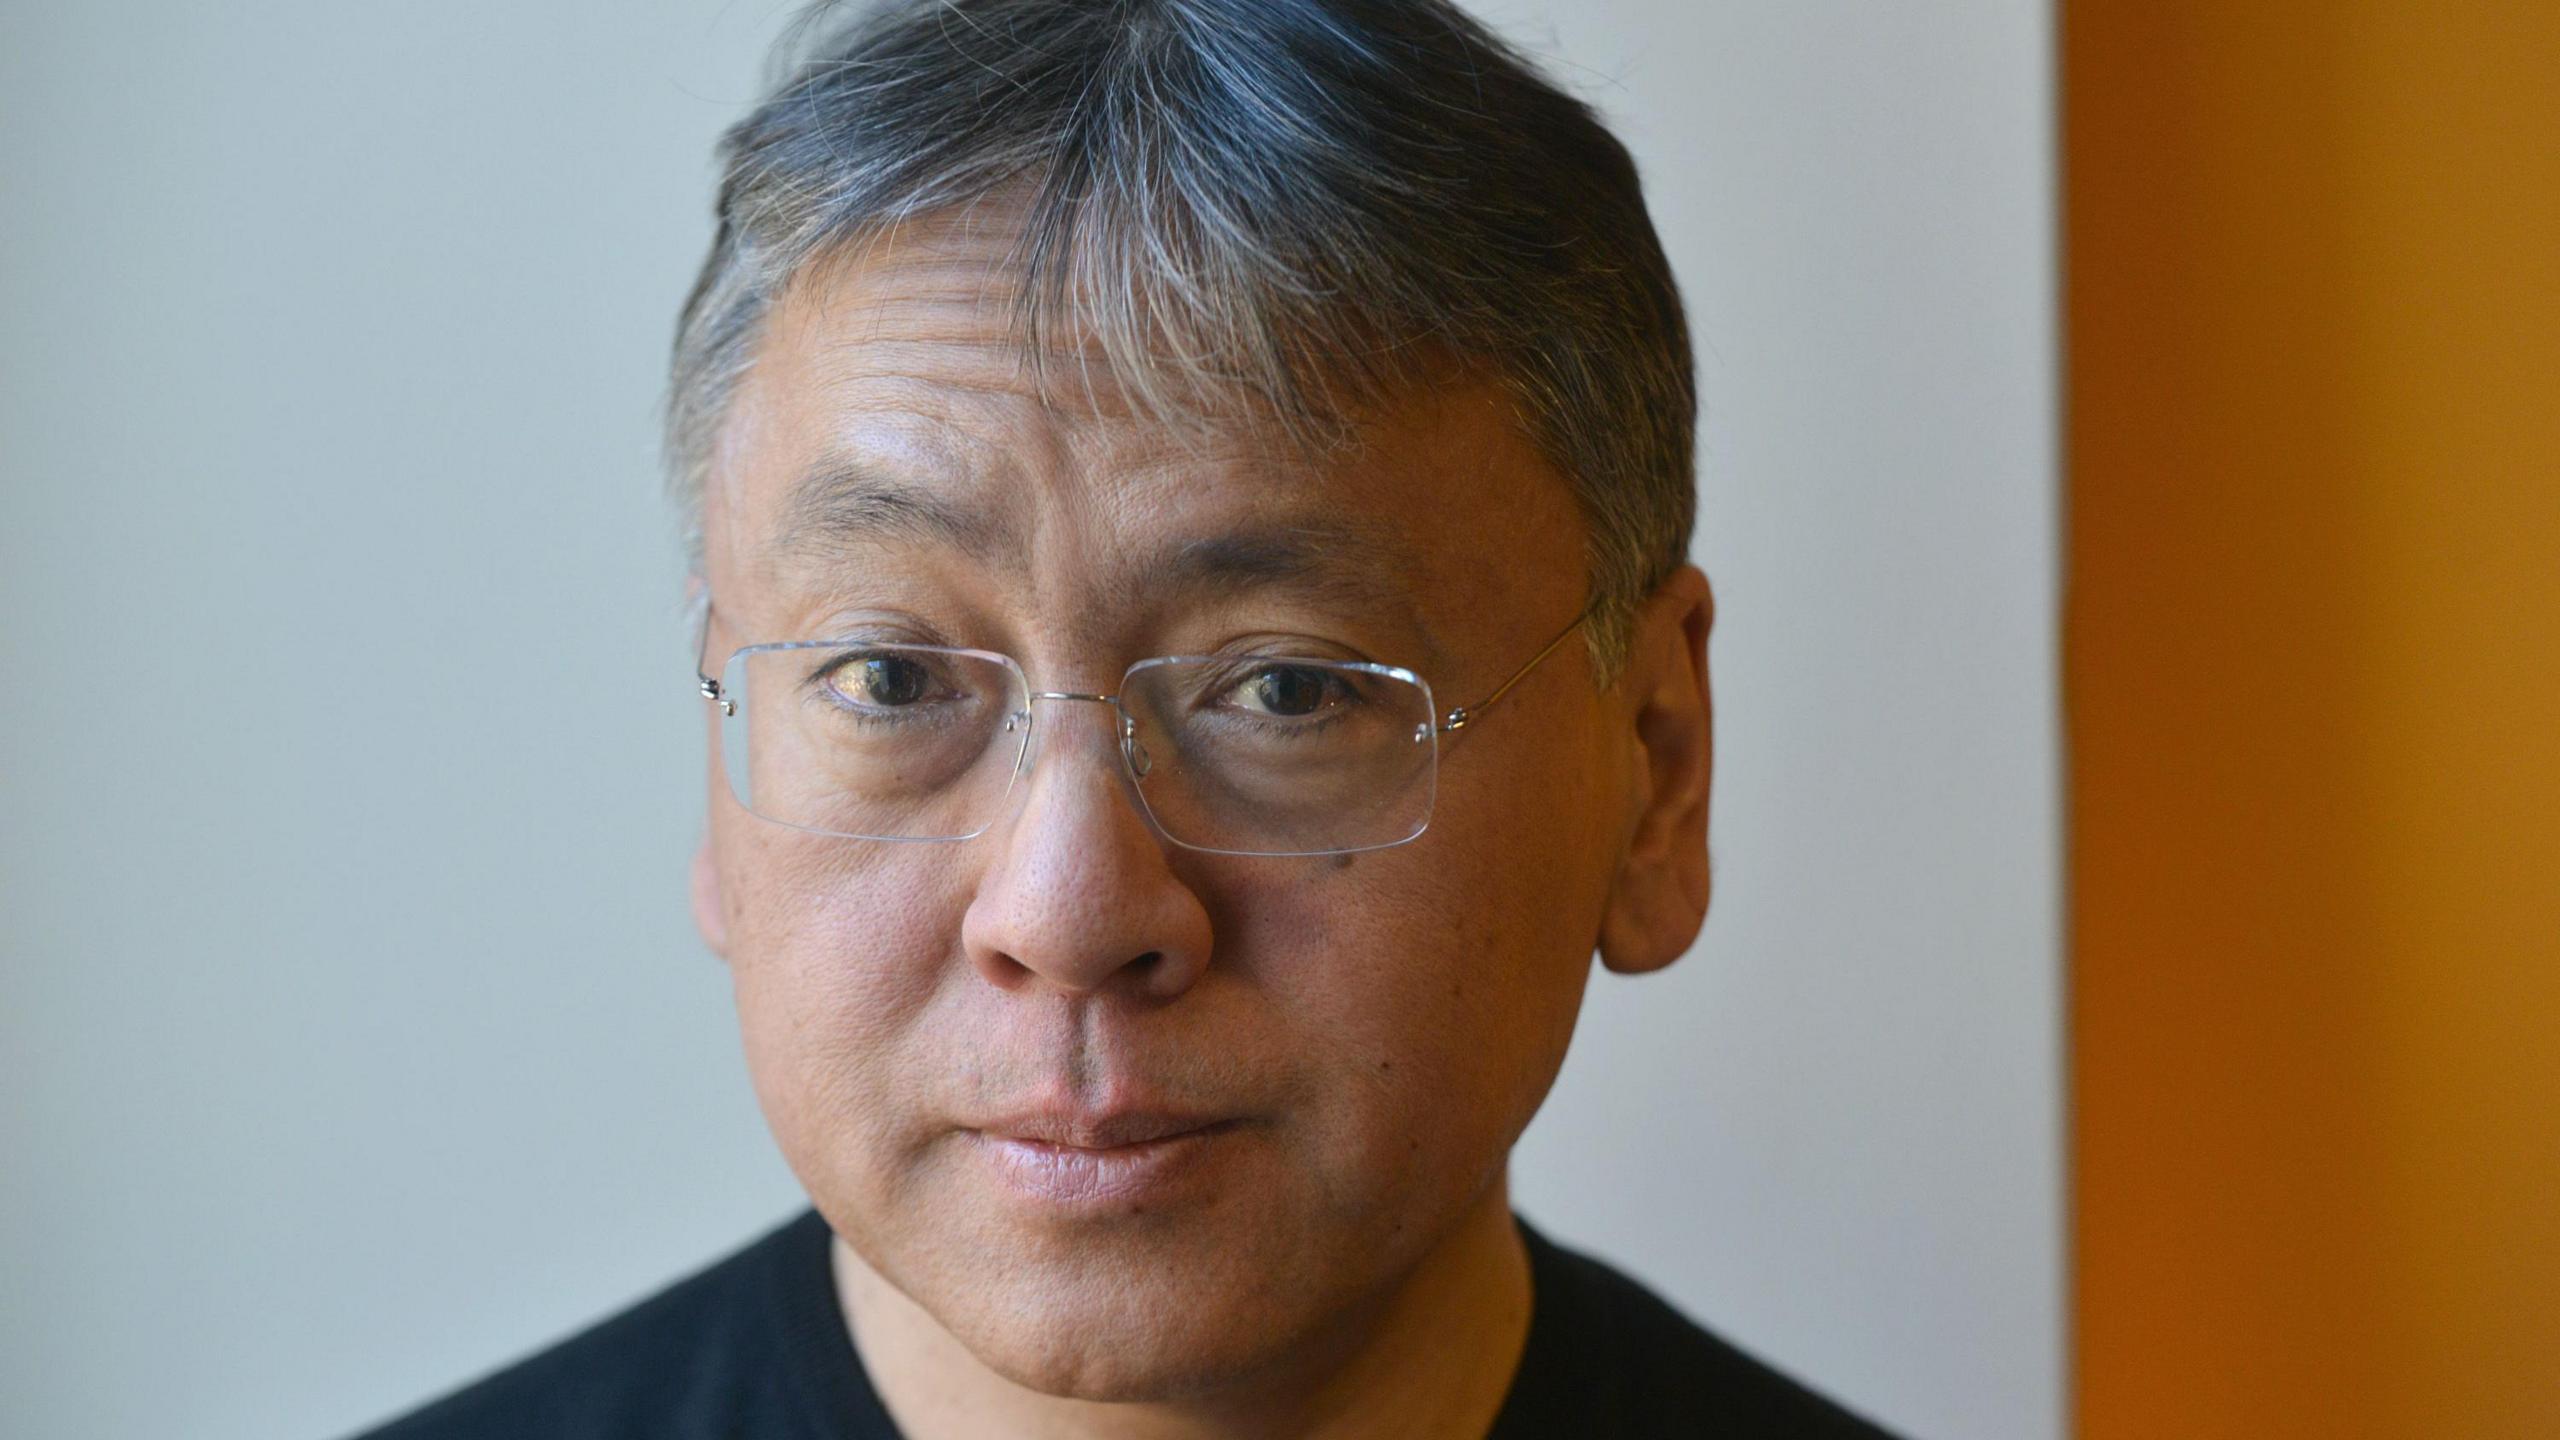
[348,1209,1903,1439]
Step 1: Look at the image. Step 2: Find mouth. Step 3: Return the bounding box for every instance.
[968,1112,1248,1207]
[982,1107,1237,1149]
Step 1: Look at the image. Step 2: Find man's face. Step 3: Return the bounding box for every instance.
[692,212,1701,1400]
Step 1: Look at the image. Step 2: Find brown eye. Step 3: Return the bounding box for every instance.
[831,654,933,708]
[1236,665,1333,718]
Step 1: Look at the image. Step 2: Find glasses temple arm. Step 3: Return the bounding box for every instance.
[1437,605,1591,734]
[693,597,735,713]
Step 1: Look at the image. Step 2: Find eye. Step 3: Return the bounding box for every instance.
[1226,664,1342,719]
[824,653,936,709]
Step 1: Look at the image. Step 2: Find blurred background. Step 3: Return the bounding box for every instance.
[2,1,2546,1438]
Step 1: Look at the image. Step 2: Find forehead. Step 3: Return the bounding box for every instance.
[706,211,1585,636]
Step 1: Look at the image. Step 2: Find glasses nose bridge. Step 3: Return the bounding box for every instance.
[1020,689,1149,780]
[1025,689,1133,733]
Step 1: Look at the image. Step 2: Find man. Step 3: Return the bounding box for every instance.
[357,0,1900,1435]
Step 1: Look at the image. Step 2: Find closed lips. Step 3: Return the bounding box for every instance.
[979,1113,1240,1149]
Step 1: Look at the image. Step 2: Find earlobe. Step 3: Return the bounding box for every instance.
[1595,566,1714,976]
[691,832,731,961]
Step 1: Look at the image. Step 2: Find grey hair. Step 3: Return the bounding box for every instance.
[667,0,1695,677]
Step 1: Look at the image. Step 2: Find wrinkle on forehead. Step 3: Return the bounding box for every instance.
[779,200,1353,443]
[708,210,1570,685]
[716,221,1299,563]
[760,438,1450,670]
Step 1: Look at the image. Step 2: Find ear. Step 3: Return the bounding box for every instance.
[691,830,731,962]
[1596,565,1714,975]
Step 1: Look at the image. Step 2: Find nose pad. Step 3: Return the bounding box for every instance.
[1121,714,1153,780]
[1001,697,1152,832]
[1003,707,1033,774]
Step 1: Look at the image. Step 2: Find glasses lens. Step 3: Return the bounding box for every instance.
[1120,657,1437,855]
[718,642,1029,840]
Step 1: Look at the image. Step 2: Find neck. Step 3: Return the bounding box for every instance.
[832,1179,1534,1440]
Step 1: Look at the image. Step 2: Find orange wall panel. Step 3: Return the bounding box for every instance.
[2067,2,2560,1436]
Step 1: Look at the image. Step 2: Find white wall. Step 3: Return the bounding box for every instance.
[0,4,2059,1438]
[1483,6,2063,1439]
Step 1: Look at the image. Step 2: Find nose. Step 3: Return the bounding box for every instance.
[958,696,1213,1001]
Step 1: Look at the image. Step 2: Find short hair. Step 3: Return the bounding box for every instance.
[668,0,1695,676]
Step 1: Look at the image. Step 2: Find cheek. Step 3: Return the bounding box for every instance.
[1227,838,1594,1209]
[715,823,966,1193]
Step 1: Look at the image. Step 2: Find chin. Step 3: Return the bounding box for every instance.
[939,1262,1313,1403]
[874,1192,1387,1405]
[979,1334,1250,1404]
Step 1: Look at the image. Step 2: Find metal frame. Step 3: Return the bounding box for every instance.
[689,599,1590,855]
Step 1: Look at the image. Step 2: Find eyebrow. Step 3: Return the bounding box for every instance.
[766,456,1447,665]
[1162,522,1423,622]
[772,457,1023,568]
[1146,522,1454,673]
